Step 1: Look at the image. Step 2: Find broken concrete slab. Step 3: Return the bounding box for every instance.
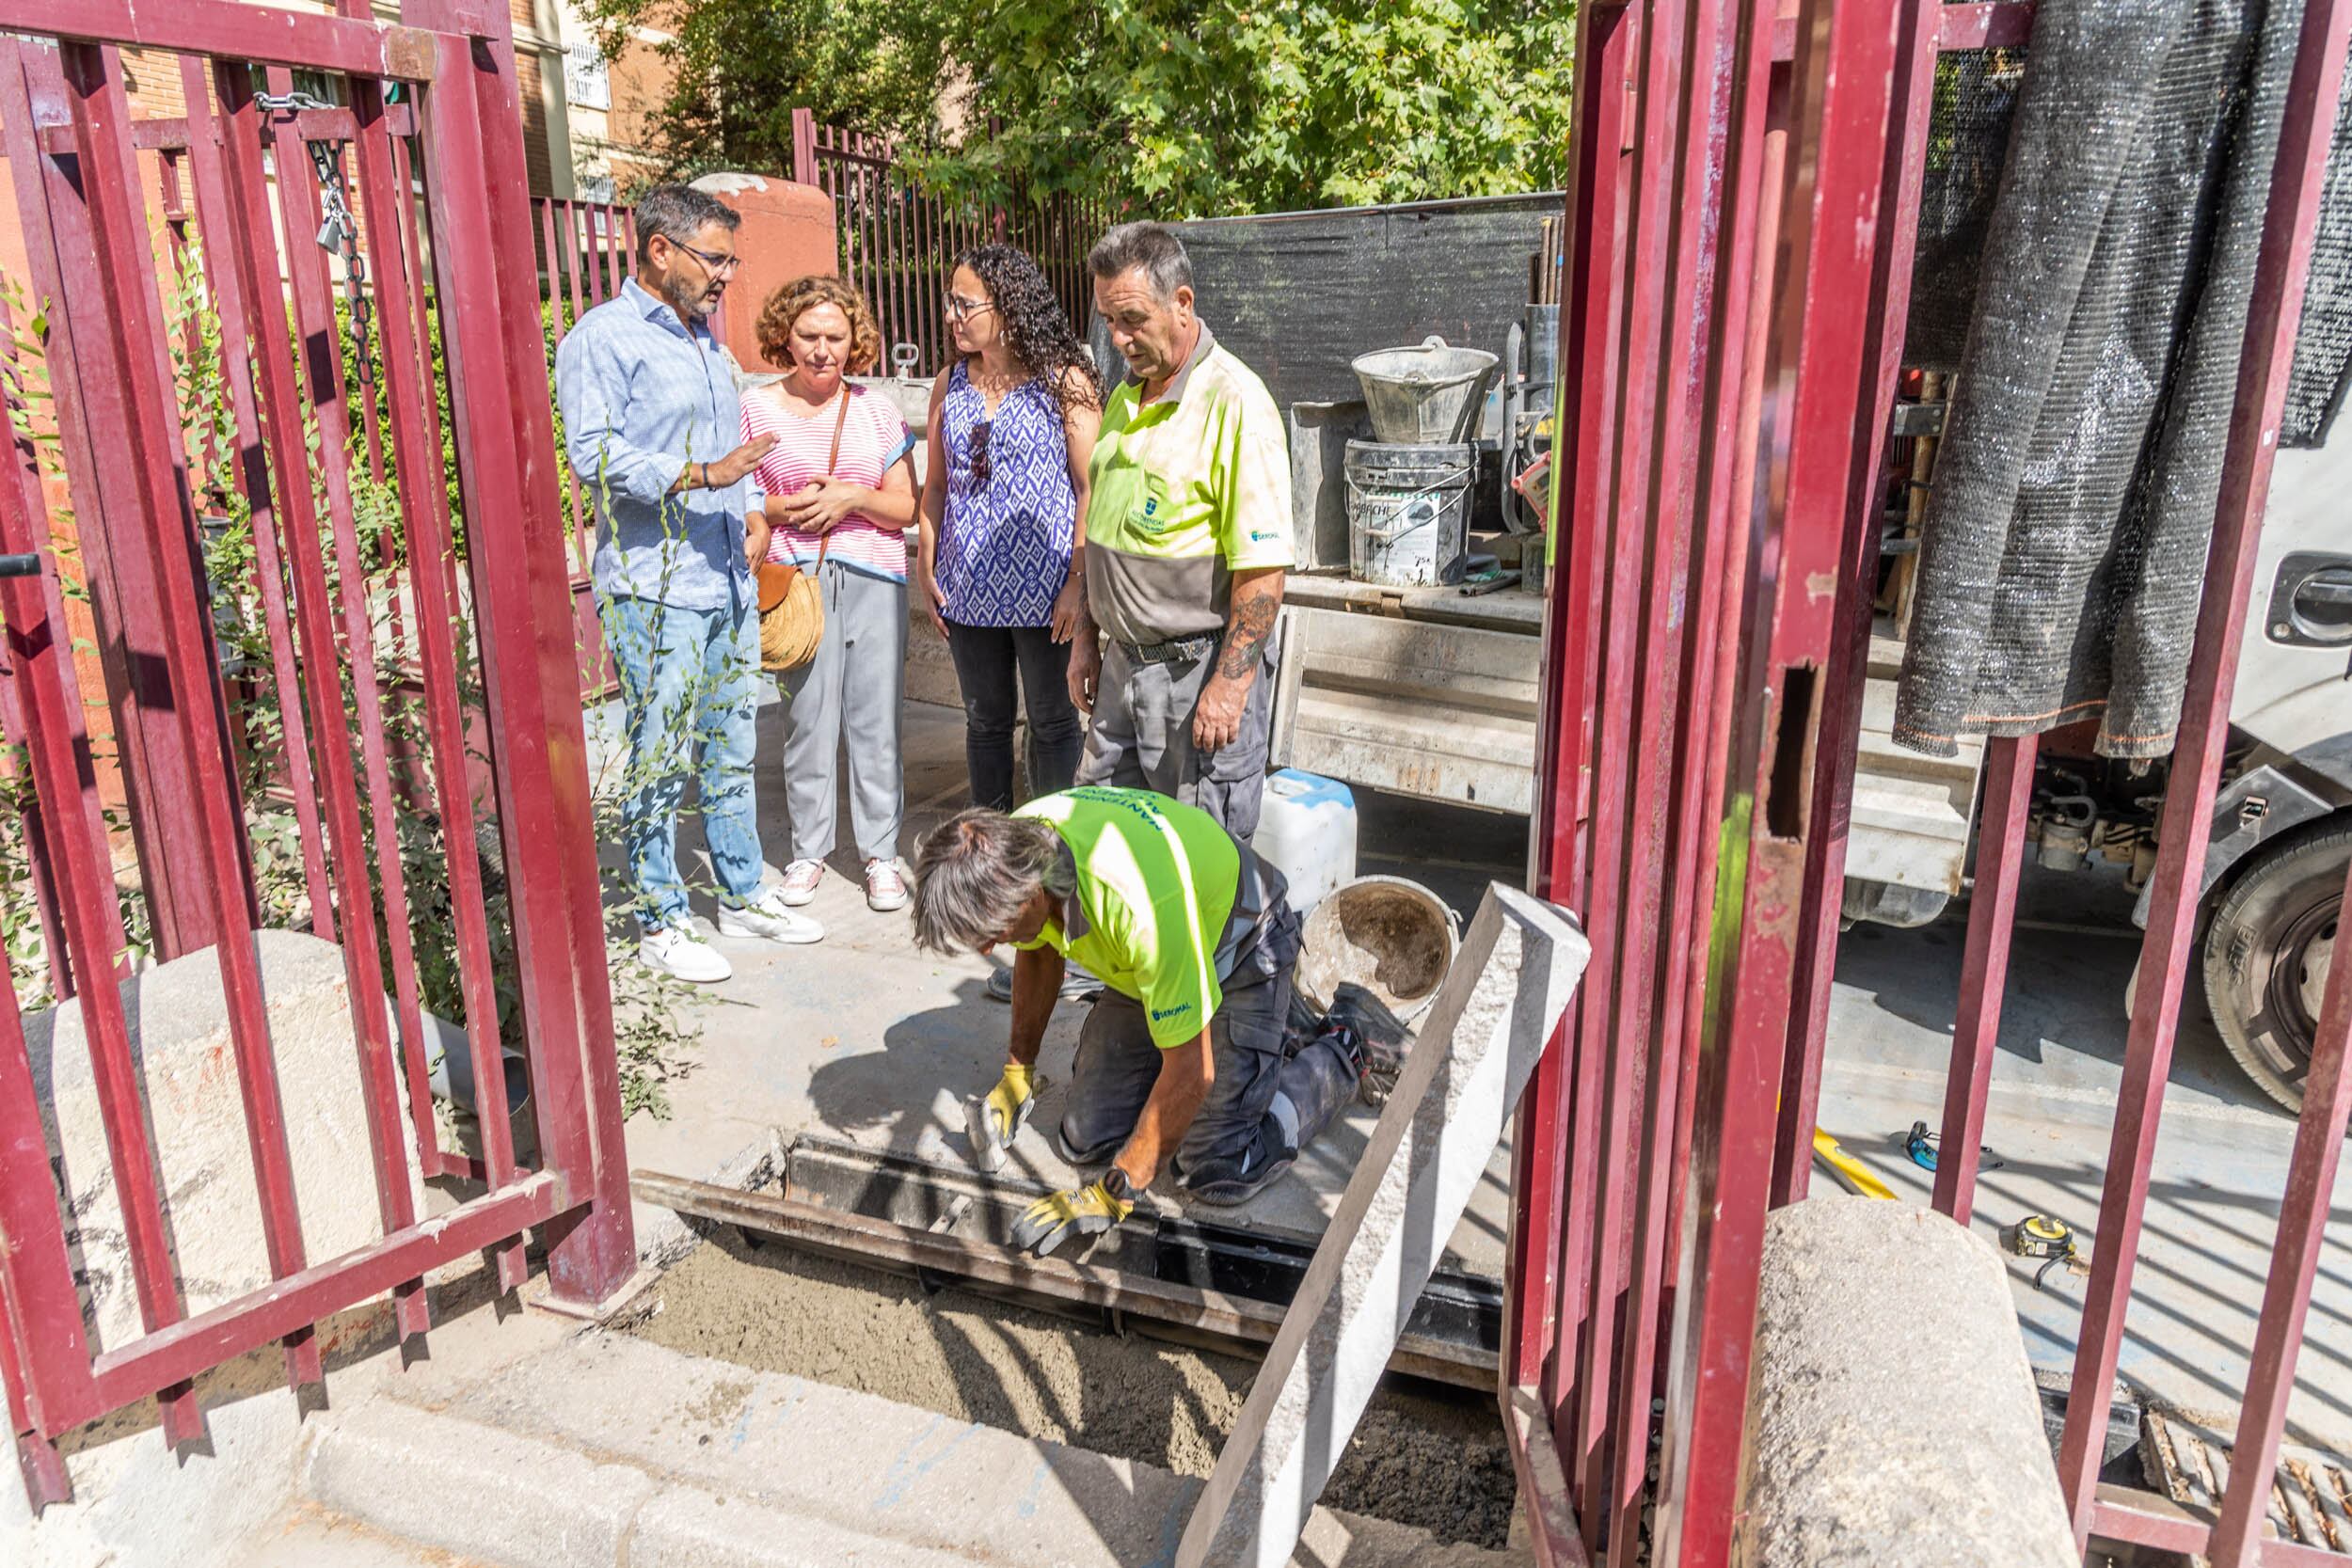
[1731,1196,2075,1568]
[1179,883,1589,1568]
[23,928,425,1356]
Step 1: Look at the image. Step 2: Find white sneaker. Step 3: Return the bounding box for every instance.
[639,925,732,983]
[865,858,909,912]
[779,860,825,906]
[716,887,825,944]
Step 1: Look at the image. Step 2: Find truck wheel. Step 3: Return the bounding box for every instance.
[2201,819,2347,1116]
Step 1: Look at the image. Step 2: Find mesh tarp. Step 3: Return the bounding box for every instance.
[1894,0,2309,760]
[2281,61,2352,445]
[1905,47,2028,372]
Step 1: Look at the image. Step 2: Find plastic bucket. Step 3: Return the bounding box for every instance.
[1350,335,1501,445]
[1344,440,1474,588]
[1295,875,1460,1027]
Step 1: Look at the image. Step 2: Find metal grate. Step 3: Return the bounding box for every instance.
[2143,1412,2352,1557]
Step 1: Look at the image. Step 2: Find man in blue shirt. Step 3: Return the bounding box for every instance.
[557,184,820,981]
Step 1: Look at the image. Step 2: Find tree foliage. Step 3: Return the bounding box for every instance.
[586,0,1574,218]
[580,0,960,181]
[918,0,1578,217]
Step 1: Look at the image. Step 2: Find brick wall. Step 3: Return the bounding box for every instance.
[516,49,556,197]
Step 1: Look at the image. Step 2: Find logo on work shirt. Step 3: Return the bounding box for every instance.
[1151,1003,1194,1022]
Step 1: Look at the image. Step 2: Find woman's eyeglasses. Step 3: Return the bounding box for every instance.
[970,420,992,486]
[945,293,994,322]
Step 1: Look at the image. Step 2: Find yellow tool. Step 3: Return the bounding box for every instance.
[1811,1129,1896,1200]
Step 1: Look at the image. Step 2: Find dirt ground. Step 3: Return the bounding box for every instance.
[628,1229,1519,1548]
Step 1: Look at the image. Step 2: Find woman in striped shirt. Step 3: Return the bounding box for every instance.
[743,276,919,911]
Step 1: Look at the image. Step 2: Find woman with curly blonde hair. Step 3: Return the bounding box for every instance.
[740,275,920,911]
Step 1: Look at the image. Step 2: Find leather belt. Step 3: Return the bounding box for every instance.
[1120,633,1218,666]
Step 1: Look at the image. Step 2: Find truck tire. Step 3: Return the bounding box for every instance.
[2201,818,2347,1116]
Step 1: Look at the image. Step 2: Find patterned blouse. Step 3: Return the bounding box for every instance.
[934,362,1077,626]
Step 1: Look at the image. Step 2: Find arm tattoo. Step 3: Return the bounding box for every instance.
[1217,592,1278,679]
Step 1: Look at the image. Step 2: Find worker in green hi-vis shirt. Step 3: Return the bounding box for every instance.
[910,786,1364,1258]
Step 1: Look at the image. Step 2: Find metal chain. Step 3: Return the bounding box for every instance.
[257,92,373,373]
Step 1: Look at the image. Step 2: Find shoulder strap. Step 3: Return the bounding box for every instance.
[816,388,853,569]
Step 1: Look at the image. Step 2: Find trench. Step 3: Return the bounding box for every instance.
[624,1227,1521,1548]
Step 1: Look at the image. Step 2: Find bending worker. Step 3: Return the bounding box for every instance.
[911,784,1362,1256]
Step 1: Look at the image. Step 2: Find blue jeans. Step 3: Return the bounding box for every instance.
[604,594,766,928]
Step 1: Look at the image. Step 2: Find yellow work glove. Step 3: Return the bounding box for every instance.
[1009,1177,1136,1259]
[964,1063,1036,1173]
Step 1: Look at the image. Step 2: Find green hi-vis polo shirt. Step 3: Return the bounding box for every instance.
[1084,325,1295,649]
[1012,785,1275,1050]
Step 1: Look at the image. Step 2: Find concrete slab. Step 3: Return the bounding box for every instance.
[1736,1197,2074,1568]
[24,929,428,1357]
[1180,887,1587,1568]
[333,1324,1522,1568]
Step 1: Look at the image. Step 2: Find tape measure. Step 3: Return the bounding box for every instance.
[2001,1213,2078,1291]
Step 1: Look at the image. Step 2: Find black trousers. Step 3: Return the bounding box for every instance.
[944,619,1084,811]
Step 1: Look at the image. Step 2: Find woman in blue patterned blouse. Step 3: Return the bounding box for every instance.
[916,244,1104,811]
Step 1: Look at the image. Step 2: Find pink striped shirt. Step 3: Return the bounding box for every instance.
[741,384,912,581]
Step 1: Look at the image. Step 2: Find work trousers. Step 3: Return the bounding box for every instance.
[1057,911,1359,1203]
[778,560,907,864]
[944,619,1083,810]
[1075,630,1279,841]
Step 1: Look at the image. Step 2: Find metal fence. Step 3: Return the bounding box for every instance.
[789,108,1108,373]
[0,5,634,1509]
[1507,2,2352,1566]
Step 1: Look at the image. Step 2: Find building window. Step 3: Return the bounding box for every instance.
[564,41,611,111]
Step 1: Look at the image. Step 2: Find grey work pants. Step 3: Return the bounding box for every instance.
[1058,963,1359,1203]
[777,561,907,864]
[1075,631,1279,841]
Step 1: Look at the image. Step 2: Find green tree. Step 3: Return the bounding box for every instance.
[581,0,959,181]
[914,0,1578,216]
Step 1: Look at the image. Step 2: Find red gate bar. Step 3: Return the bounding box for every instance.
[1931,732,2038,1225]
[351,73,529,1279]
[266,65,443,1183]
[1541,1,1635,1452]
[0,38,210,1450]
[418,18,636,1307]
[1649,2,1908,1561]
[1565,0,1673,1511]
[1595,3,1761,1558]
[215,59,434,1344]
[175,53,340,942]
[1766,0,1944,1209]
[7,42,217,960]
[2057,0,2352,1548]
[59,36,331,1412]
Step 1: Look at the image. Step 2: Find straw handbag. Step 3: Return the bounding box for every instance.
[755,391,853,673]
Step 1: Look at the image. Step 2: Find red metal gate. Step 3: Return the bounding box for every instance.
[1506,2,2352,1565]
[0,0,633,1509]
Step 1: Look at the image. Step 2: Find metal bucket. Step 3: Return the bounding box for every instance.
[1350,335,1501,445]
[1344,440,1474,588]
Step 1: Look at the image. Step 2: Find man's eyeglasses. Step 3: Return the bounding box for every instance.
[945,293,994,321]
[672,241,743,277]
[970,420,993,487]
